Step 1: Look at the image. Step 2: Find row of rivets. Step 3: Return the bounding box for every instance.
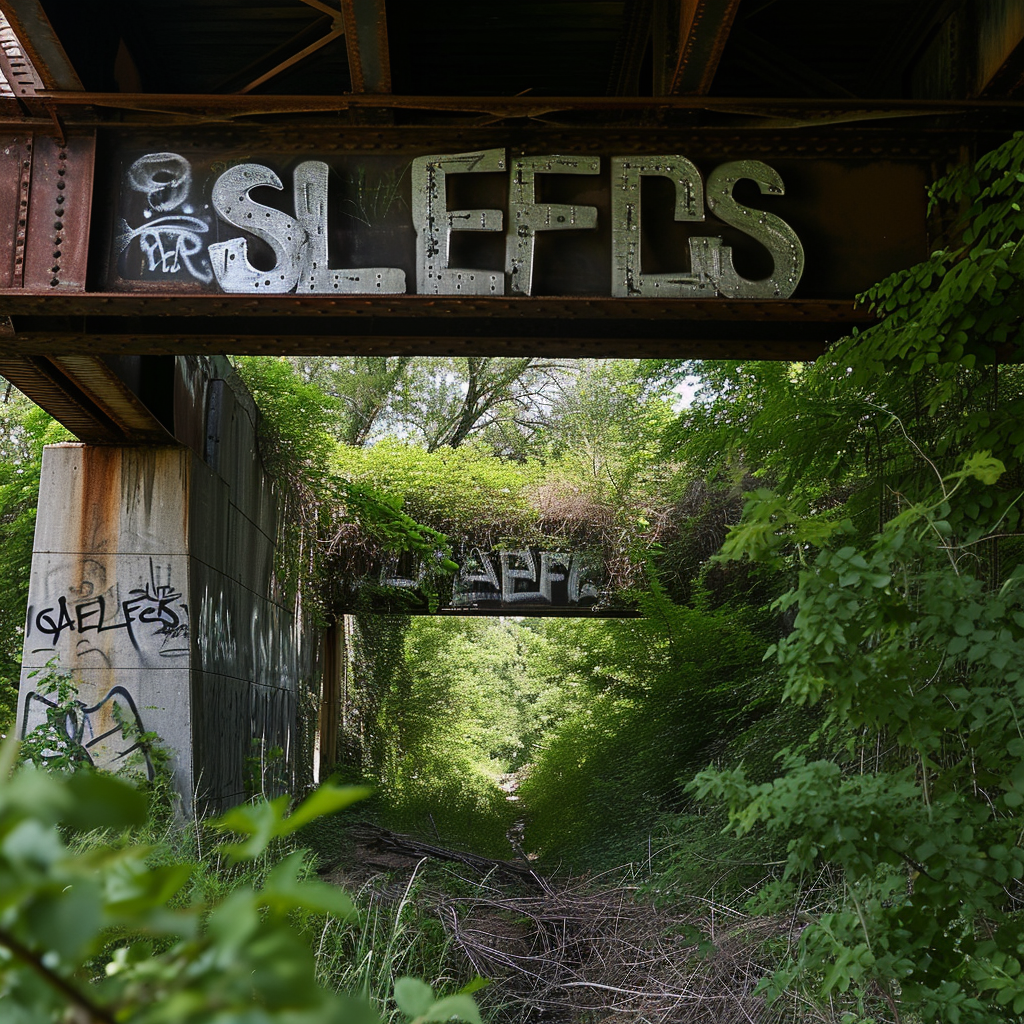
[49,147,66,287]
[13,138,30,285]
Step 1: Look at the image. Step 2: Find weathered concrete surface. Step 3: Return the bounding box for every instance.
[186,366,314,810]
[18,444,194,792]
[18,357,318,812]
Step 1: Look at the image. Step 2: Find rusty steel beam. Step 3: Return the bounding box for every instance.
[236,22,345,95]
[871,0,960,97]
[214,15,338,95]
[0,299,870,360]
[0,332,836,361]
[46,355,172,440]
[19,91,1024,122]
[608,0,653,97]
[0,8,43,98]
[0,294,868,321]
[982,41,1024,98]
[0,1,81,93]
[665,0,742,96]
[980,7,1024,99]
[341,0,391,94]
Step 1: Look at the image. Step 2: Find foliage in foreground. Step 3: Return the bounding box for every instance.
[0,738,484,1024]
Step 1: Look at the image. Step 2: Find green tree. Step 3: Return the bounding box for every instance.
[288,356,414,446]
[689,132,1024,1023]
[0,391,71,733]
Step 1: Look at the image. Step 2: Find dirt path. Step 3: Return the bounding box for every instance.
[324,823,794,1024]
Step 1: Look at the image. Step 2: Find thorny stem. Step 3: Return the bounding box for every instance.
[0,925,118,1024]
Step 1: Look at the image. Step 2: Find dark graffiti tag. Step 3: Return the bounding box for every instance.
[20,685,154,780]
[29,560,189,658]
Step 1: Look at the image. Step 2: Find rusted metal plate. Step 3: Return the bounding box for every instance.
[0,134,30,288]
[21,132,95,291]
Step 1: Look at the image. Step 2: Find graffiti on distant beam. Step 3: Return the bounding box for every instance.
[380,548,603,609]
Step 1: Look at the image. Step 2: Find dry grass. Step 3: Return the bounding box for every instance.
[325,824,865,1024]
[438,870,833,1024]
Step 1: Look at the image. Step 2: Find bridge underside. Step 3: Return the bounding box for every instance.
[3,0,1024,801]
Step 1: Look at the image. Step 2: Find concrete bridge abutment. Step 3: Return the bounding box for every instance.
[16,358,316,811]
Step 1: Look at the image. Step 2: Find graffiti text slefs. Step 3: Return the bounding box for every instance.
[118,149,804,299]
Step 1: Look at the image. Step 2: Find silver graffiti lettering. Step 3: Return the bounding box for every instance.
[450,548,502,606]
[117,150,807,300]
[449,548,601,608]
[209,164,307,293]
[412,149,505,295]
[506,155,599,296]
[293,160,405,294]
[611,155,716,298]
[705,160,805,299]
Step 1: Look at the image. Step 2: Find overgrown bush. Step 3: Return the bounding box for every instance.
[686,132,1024,1023]
[519,585,775,870]
[0,733,486,1024]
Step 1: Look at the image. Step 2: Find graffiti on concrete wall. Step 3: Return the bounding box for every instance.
[25,557,189,663]
[19,683,154,779]
[194,582,298,686]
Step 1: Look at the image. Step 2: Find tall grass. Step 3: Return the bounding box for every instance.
[314,859,463,1020]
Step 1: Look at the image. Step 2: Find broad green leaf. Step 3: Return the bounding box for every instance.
[62,770,148,829]
[395,977,435,1018]
[961,451,1006,485]
[281,784,373,834]
[212,795,290,860]
[420,994,484,1024]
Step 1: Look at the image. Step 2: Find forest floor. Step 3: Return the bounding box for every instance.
[324,824,817,1024]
